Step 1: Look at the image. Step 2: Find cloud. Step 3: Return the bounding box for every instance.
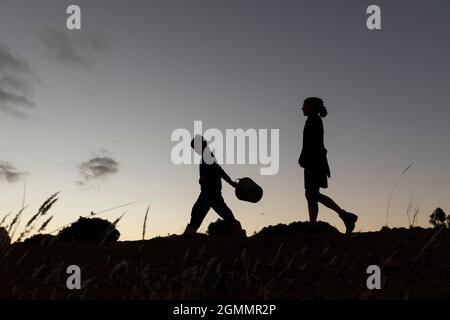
[0,161,26,183]
[40,28,110,70]
[78,156,119,182]
[0,44,35,119]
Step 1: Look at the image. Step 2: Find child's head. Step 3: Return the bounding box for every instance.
[190,135,208,155]
[301,97,327,117]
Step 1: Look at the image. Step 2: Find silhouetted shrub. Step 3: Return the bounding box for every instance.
[57,217,120,242]
[380,225,425,233]
[24,234,55,245]
[255,221,339,237]
[0,227,10,251]
[207,219,246,238]
[429,208,449,228]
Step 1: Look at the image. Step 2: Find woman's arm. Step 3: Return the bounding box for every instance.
[299,117,325,167]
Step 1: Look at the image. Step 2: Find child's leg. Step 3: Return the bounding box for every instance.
[211,194,236,222]
[189,192,212,230]
[211,194,245,237]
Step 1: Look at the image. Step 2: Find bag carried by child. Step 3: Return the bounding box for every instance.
[235,177,263,203]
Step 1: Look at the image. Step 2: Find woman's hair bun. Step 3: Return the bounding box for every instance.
[319,106,328,118]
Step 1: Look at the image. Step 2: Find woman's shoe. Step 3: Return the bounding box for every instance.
[340,211,358,234]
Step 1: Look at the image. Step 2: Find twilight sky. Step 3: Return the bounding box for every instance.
[0,0,449,240]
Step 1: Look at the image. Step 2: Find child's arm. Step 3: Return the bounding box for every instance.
[218,165,237,188]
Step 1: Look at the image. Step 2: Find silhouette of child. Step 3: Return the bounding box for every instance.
[299,97,358,234]
[183,135,243,236]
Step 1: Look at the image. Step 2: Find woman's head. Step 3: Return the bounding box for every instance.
[301,97,327,118]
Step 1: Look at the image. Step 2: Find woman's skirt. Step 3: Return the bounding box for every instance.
[304,167,329,189]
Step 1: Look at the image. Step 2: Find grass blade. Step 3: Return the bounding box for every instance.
[142,206,150,240]
[385,162,413,227]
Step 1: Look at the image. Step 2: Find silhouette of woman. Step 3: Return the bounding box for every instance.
[299,97,358,234]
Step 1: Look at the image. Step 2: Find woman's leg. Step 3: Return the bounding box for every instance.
[318,193,358,234]
[317,193,344,215]
[305,188,319,225]
[308,203,319,225]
